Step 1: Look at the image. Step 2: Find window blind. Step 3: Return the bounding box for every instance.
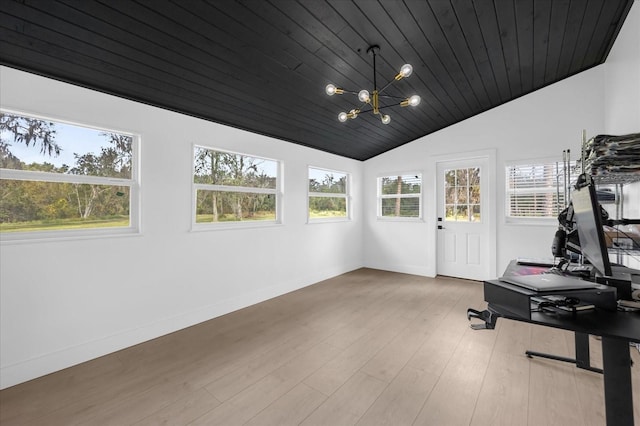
[378,174,422,218]
[506,162,575,218]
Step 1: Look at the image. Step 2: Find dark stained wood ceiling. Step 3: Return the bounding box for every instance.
[0,0,634,160]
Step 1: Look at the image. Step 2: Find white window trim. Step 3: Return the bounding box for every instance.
[191,145,282,231]
[504,157,572,225]
[307,166,351,223]
[0,110,140,243]
[376,172,423,221]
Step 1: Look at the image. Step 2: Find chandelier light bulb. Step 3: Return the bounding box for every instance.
[399,64,413,78]
[408,95,421,106]
[326,45,419,125]
[358,89,370,103]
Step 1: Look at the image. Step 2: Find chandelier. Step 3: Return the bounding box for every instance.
[325,45,420,125]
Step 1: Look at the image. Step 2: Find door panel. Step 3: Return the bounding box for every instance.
[467,233,481,265]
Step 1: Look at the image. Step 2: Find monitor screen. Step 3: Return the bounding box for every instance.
[571,176,612,277]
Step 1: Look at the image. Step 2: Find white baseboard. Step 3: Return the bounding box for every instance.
[363,262,435,278]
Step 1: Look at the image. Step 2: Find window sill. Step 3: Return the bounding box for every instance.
[307,217,351,224]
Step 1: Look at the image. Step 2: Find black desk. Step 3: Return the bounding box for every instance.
[480,279,640,426]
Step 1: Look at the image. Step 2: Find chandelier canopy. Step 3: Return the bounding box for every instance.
[325,45,420,125]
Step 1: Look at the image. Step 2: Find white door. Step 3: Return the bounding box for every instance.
[436,157,491,280]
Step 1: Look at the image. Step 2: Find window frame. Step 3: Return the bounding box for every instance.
[307,166,351,223]
[0,109,140,243]
[505,158,575,224]
[191,145,282,230]
[377,172,423,221]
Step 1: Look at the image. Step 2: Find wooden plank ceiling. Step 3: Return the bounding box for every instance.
[0,0,634,161]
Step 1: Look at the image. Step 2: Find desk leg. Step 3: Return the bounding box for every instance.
[574,332,603,373]
[601,336,634,426]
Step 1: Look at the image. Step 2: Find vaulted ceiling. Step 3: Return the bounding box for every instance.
[0,0,634,160]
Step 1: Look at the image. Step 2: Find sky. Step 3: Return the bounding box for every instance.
[1,120,117,169]
[2,117,339,181]
[309,167,343,183]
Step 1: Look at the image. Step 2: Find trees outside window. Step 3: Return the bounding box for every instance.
[308,167,349,221]
[193,147,280,226]
[378,174,422,219]
[444,168,480,222]
[0,111,139,239]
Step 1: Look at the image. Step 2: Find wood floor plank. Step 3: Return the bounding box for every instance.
[358,281,458,383]
[0,269,637,426]
[189,341,342,425]
[359,318,432,383]
[572,368,606,426]
[469,317,533,425]
[243,383,326,426]
[412,323,497,426]
[204,324,329,402]
[0,353,124,425]
[356,366,440,426]
[528,358,587,424]
[302,315,412,396]
[300,372,388,426]
[491,316,532,356]
[470,351,530,426]
[133,388,221,426]
[407,286,478,376]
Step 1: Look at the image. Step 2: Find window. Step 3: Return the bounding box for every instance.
[308,167,349,221]
[378,174,422,219]
[193,147,280,226]
[506,161,574,219]
[0,111,139,240]
[444,167,480,222]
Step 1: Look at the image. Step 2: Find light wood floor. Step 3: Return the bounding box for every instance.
[1,268,638,425]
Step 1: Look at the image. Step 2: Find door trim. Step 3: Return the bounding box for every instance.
[428,149,497,280]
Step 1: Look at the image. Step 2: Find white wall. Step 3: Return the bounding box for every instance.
[363,1,639,278]
[363,67,605,277]
[604,1,640,136]
[0,66,364,389]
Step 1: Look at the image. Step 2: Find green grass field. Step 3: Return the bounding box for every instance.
[309,209,347,218]
[196,212,276,223]
[0,216,129,233]
[3,210,348,232]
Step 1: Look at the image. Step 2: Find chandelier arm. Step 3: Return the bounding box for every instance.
[345,103,373,113]
[354,103,372,112]
[376,103,403,111]
[377,78,399,95]
[377,94,406,100]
